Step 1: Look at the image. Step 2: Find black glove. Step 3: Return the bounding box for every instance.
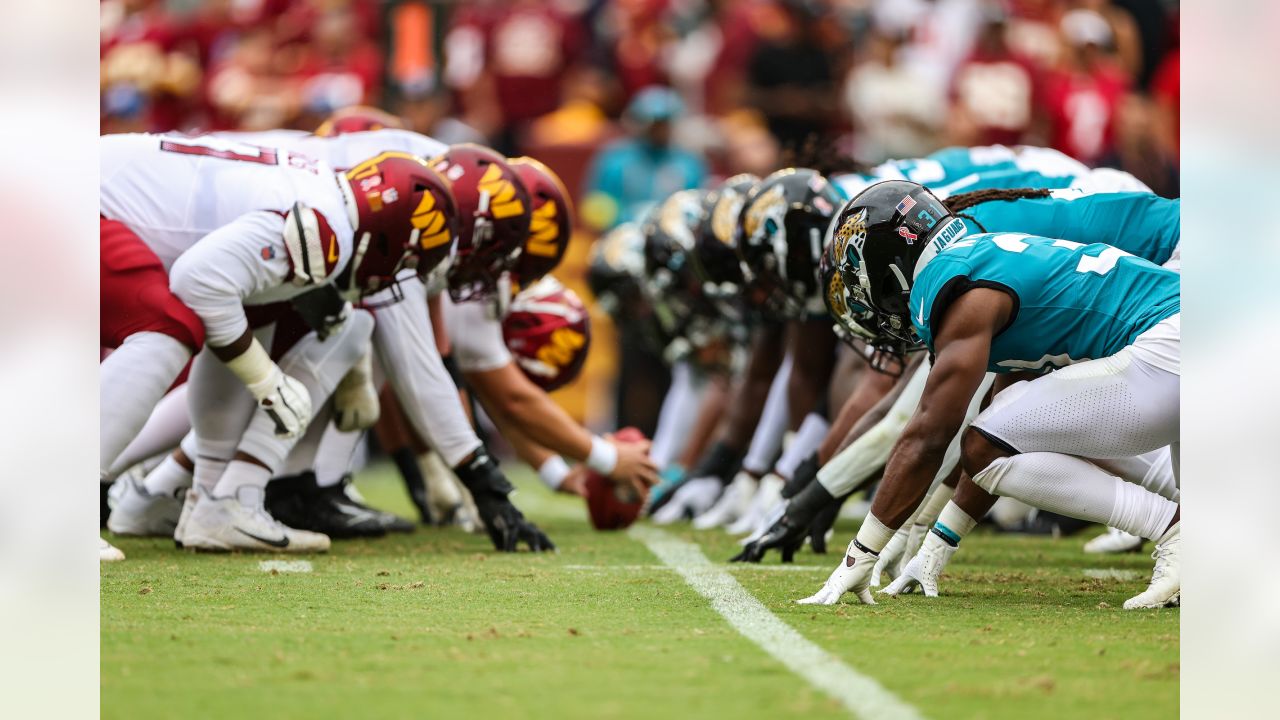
[730,480,835,563]
[454,449,555,553]
[781,452,819,499]
[806,491,852,554]
[290,285,350,340]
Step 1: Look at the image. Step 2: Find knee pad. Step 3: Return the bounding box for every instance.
[970,455,1012,495]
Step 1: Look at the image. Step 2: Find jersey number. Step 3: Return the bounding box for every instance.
[160,137,279,165]
[986,233,1131,276]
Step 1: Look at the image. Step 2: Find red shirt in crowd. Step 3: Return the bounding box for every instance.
[1041,63,1128,165]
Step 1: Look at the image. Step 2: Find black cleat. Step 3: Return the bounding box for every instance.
[266,472,414,539]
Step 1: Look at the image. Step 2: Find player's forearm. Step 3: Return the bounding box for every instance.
[785,320,837,428]
[469,368,593,462]
[867,428,954,531]
[831,353,926,457]
[818,369,895,464]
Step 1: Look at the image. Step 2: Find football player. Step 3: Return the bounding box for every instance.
[798,181,1180,610]
[99,133,446,558]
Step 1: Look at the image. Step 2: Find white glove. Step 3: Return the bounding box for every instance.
[871,527,908,587]
[693,471,758,530]
[333,351,379,432]
[651,476,723,525]
[257,370,312,439]
[881,532,957,598]
[797,537,879,606]
[224,337,312,438]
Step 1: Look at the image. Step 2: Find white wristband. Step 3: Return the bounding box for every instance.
[223,337,280,401]
[538,455,572,490]
[855,513,897,554]
[586,436,619,475]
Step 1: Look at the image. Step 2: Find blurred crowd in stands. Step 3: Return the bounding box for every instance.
[102,0,1180,204]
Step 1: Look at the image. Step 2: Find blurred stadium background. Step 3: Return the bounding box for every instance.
[100,0,1180,442]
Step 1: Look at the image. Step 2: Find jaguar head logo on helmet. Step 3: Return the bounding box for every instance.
[819,213,911,377]
[833,179,965,346]
[337,151,460,297]
[429,144,532,302]
[734,167,844,319]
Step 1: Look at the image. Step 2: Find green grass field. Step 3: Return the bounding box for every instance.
[102,463,1178,719]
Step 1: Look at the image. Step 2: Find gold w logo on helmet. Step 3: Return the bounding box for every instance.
[535,327,585,368]
[478,163,525,220]
[525,199,560,257]
[411,190,452,250]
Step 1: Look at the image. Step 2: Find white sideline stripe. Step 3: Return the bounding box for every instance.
[259,560,313,573]
[1083,568,1143,581]
[630,526,924,720]
[564,564,828,573]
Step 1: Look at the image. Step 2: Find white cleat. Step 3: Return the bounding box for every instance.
[173,487,199,548]
[1124,522,1180,609]
[100,537,125,562]
[107,471,185,537]
[693,472,758,530]
[1084,526,1145,554]
[182,486,330,553]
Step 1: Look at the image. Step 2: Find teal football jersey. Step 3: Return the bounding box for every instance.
[833,146,1090,200]
[910,233,1180,373]
[876,145,1090,197]
[958,189,1181,266]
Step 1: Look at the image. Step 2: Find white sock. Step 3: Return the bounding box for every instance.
[973,452,1177,541]
[212,459,273,499]
[314,424,364,488]
[932,501,978,545]
[1093,448,1179,502]
[915,483,956,528]
[100,332,191,474]
[143,454,194,497]
[192,456,229,495]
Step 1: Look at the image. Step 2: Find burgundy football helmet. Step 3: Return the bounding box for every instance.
[501,276,591,392]
[508,157,574,286]
[429,145,532,301]
[339,151,460,296]
[315,106,405,137]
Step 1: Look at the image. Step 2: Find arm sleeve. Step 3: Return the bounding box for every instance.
[817,357,932,496]
[168,211,292,347]
[370,278,483,467]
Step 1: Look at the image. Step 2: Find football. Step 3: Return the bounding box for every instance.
[583,426,647,530]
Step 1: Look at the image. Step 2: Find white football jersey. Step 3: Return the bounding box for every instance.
[100,133,354,271]
[441,294,511,373]
[215,128,449,171]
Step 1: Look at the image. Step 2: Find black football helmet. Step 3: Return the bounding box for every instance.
[642,190,741,363]
[588,219,673,357]
[833,179,967,344]
[818,222,912,376]
[691,174,760,313]
[735,168,844,320]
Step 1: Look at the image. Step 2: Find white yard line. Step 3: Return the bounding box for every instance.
[1083,568,1143,581]
[629,526,924,720]
[259,560,313,574]
[564,563,829,573]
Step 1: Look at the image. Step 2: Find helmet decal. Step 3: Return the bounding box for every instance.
[478,163,525,220]
[743,184,786,242]
[535,326,587,370]
[833,207,868,262]
[711,191,746,246]
[411,191,452,250]
[525,198,560,258]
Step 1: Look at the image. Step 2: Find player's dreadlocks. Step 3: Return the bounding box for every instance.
[779,134,871,178]
[943,187,1052,233]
